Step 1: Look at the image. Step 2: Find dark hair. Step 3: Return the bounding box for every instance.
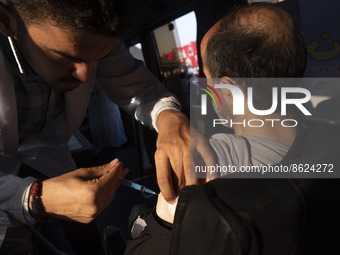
[205,3,307,111]
[7,0,123,37]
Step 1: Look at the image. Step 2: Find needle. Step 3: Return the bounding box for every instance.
[102,171,157,195]
[118,178,158,195]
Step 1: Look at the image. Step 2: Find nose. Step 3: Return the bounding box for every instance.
[72,61,97,83]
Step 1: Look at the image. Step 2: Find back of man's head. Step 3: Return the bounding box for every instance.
[6,0,123,37]
[205,3,306,78]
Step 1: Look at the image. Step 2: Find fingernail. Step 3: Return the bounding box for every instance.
[110,158,119,164]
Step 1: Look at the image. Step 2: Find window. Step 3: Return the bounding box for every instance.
[152,11,198,115]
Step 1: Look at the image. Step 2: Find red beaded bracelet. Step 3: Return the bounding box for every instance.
[29,180,48,220]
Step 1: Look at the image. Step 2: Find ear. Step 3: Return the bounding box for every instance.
[0,2,15,37]
[220,76,246,112]
[220,76,235,98]
[221,76,246,93]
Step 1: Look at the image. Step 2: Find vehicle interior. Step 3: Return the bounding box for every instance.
[29,0,339,254]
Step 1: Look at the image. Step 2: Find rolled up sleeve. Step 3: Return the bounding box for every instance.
[0,173,36,226]
[96,38,181,130]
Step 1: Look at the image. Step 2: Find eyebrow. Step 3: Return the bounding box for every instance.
[45,47,87,62]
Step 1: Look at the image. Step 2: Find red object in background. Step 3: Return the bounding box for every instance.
[177,41,198,68]
[163,51,175,60]
[162,41,198,69]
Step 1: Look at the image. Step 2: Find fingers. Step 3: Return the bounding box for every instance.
[168,146,188,191]
[42,159,129,223]
[155,148,176,202]
[192,129,218,181]
[83,158,120,179]
[99,159,129,188]
[94,160,129,216]
[198,142,217,181]
[184,149,197,186]
[198,143,216,166]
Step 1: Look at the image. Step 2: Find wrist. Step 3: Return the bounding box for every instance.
[29,180,49,220]
[157,109,188,133]
[151,96,181,131]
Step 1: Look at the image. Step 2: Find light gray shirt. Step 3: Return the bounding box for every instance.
[210,134,289,176]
